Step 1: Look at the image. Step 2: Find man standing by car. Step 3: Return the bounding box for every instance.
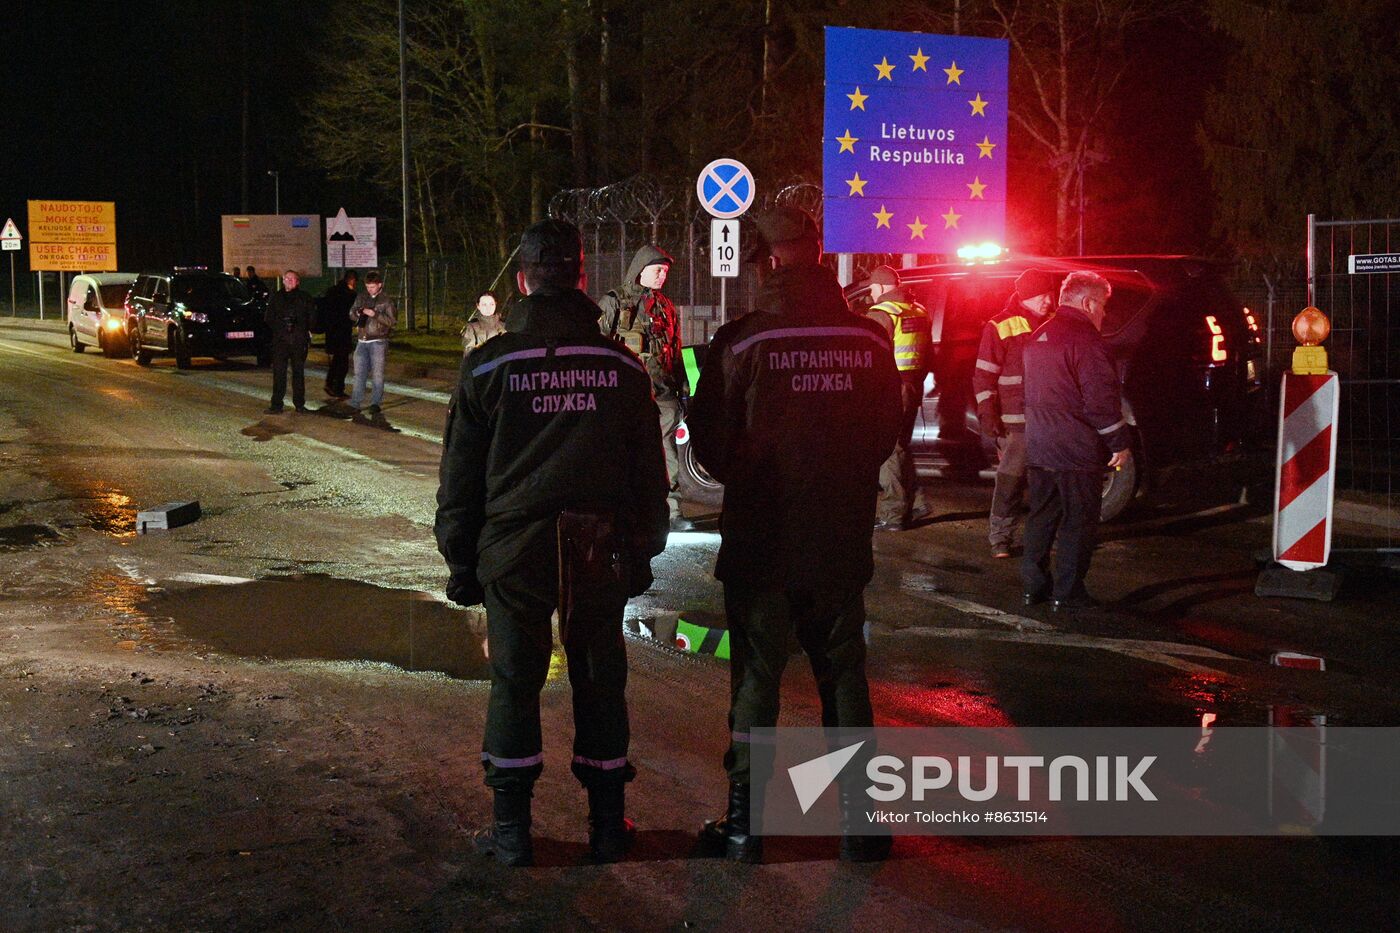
[688,207,903,864]
[435,219,670,867]
[264,270,316,414]
[599,245,690,532]
[974,268,1059,558]
[1021,271,1132,611]
[318,271,358,399]
[864,265,933,530]
[348,271,397,416]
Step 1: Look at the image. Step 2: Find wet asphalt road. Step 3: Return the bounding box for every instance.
[2,321,1398,931]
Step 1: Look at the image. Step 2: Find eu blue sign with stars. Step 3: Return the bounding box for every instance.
[823,26,1008,255]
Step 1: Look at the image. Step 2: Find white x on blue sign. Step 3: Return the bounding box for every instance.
[697,159,756,219]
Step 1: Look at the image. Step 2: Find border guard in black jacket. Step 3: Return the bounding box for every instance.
[264,269,316,414]
[435,220,670,867]
[1021,271,1132,611]
[688,207,903,863]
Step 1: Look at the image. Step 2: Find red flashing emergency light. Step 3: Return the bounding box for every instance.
[956,241,1003,262]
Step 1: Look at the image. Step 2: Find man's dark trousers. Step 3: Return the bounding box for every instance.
[325,348,351,397]
[270,340,308,410]
[723,585,873,783]
[481,556,633,791]
[1021,466,1102,600]
[988,431,1029,549]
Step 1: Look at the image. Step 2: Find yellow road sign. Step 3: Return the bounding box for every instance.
[27,200,117,270]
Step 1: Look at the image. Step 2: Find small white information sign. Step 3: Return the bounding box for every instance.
[326,208,379,268]
[0,218,20,252]
[710,219,740,278]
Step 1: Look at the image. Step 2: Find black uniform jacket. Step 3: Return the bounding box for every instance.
[265,288,317,347]
[319,283,358,352]
[435,286,671,591]
[1023,305,1132,472]
[688,262,903,591]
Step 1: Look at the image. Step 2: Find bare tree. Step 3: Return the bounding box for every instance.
[989,0,1184,252]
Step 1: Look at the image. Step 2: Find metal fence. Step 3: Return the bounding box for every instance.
[548,175,911,345]
[1300,216,1400,547]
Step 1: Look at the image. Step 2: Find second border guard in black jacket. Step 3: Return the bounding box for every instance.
[688,207,903,864]
[1021,270,1132,611]
[435,220,670,868]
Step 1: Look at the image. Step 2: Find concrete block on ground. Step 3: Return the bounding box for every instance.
[1255,564,1341,601]
[639,611,680,646]
[136,501,201,534]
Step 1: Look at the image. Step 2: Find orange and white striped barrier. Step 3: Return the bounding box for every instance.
[1271,308,1338,571]
[1273,373,1339,569]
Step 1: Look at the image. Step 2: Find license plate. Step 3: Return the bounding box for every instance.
[225,330,254,339]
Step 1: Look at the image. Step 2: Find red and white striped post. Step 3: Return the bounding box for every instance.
[1272,308,1339,571]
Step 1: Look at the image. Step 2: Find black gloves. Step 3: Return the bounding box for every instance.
[447,573,485,608]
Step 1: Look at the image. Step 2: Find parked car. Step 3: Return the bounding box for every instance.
[66,273,137,358]
[125,268,269,368]
[844,255,1267,520]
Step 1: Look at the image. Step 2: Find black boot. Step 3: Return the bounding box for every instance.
[587,783,635,863]
[838,786,892,863]
[698,782,762,863]
[472,788,534,867]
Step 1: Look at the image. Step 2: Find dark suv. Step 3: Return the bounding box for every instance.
[844,256,1267,520]
[126,269,269,368]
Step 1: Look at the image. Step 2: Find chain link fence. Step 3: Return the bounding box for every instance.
[549,175,860,345]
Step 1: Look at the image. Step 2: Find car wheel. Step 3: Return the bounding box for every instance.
[130,326,151,366]
[678,430,723,506]
[1100,442,1140,522]
[255,348,272,367]
[173,328,193,369]
[69,326,85,353]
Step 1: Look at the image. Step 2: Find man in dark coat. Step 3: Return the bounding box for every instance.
[1021,271,1133,611]
[263,270,317,414]
[687,207,903,864]
[598,245,691,531]
[318,271,358,399]
[435,220,670,867]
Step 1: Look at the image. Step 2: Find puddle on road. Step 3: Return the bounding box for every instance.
[138,575,489,680]
[0,522,63,550]
[80,485,139,538]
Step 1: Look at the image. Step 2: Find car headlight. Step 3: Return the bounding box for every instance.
[186,311,210,323]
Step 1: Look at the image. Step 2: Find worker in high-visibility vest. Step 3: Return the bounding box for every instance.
[973,268,1059,559]
[865,266,934,530]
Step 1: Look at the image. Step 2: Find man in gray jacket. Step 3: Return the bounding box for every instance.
[348,271,397,414]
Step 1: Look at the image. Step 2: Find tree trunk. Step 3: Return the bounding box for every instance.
[565,27,588,184]
[530,104,544,222]
[760,0,775,116]
[597,4,611,179]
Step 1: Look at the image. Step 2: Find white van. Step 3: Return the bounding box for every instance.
[67,273,137,357]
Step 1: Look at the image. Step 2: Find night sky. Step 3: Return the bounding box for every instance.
[2,1,342,273]
[2,2,1218,279]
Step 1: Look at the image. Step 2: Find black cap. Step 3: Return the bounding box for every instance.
[869,265,900,288]
[1015,268,1058,301]
[518,219,583,266]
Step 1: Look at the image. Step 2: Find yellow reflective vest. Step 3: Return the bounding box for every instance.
[870,299,933,373]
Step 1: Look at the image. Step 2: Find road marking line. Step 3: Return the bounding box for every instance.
[167,573,254,585]
[888,625,1239,675]
[901,574,1056,632]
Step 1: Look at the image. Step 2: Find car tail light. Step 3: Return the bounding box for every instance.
[1242,307,1263,344]
[1192,316,1226,367]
